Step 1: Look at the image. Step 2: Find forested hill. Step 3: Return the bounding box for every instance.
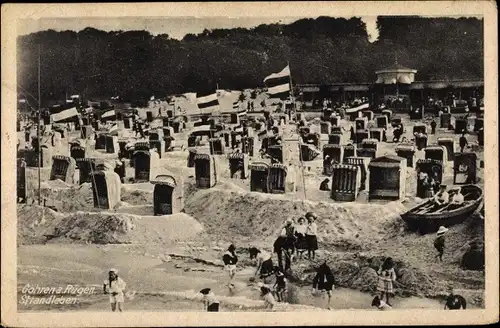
[17,16,483,102]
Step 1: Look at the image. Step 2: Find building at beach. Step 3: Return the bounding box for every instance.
[297,63,483,110]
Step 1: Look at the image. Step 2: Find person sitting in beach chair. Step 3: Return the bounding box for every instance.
[430,120,437,134]
[392,125,403,143]
[349,126,355,142]
[418,172,434,198]
[459,133,468,152]
[433,185,449,210]
[323,155,332,169]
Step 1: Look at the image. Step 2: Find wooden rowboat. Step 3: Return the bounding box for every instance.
[401,185,483,234]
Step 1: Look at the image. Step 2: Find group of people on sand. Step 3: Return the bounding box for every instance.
[273,213,319,268]
[100,222,464,313]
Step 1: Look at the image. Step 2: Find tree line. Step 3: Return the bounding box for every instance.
[16,16,483,104]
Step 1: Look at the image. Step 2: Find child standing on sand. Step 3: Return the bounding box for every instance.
[434,226,449,262]
[103,268,127,312]
[273,267,287,303]
[377,257,396,306]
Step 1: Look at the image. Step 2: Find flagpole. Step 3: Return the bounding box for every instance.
[37,44,42,205]
[287,61,307,201]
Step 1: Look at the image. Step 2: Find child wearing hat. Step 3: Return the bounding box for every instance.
[103,268,127,312]
[305,212,319,260]
[434,226,449,262]
[199,288,220,312]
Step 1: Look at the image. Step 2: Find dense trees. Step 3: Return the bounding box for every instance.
[17,16,483,104]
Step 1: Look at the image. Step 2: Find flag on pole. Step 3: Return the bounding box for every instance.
[233,100,240,110]
[109,123,118,135]
[50,107,79,123]
[237,109,247,118]
[197,91,219,114]
[264,65,291,84]
[182,92,197,104]
[264,65,291,100]
[150,95,155,101]
[101,109,116,121]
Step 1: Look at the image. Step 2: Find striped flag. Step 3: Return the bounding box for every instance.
[109,123,118,136]
[197,91,219,114]
[182,92,197,103]
[50,107,79,123]
[233,100,240,110]
[264,65,291,100]
[234,125,244,133]
[237,109,247,118]
[191,124,212,136]
[101,109,116,121]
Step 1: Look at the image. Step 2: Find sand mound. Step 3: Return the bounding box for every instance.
[17,205,64,245]
[184,187,407,248]
[41,179,73,189]
[448,218,485,271]
[120,187,153,206]
[18,205,203,245]
[39,183,95,212]
[50,212,203,244]
[33,180,155,213]
[288,253,435,298]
